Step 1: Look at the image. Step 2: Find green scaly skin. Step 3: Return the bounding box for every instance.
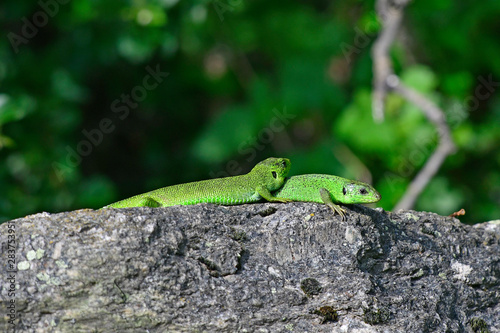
[104,157,292,208]
[273,174,381,220]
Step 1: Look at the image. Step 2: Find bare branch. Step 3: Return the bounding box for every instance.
[371,0,407,122]
[371,0,457,210]
[391,79,456,209]
[394,141,455,210]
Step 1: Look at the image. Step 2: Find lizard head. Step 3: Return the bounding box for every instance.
[252,157,291,191]
[340,180,381,204]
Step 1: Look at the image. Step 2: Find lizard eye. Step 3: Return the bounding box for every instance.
[272,171,277,179]
[360,188,368,195]
[342,187,346,195]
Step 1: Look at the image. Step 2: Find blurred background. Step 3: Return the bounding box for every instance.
[1,0,499,224]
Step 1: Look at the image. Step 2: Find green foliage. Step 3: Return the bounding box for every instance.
[192,106,256,163]
[335,89,399,152]
[417,177,465,216]
[1,0,499,223]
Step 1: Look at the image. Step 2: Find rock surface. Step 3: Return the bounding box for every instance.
[1,203,499,332]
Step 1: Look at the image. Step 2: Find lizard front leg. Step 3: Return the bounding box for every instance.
[319,188,347,220]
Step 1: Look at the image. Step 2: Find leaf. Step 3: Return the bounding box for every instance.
[334,89,398,152]
[0,94,36,126]
[400,65,438,93]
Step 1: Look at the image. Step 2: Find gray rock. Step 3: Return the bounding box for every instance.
[1,203,499,332]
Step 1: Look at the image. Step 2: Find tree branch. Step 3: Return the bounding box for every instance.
[372,0,456,210]
[371,0,405,122]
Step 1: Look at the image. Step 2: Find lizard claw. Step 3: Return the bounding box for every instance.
[327,203,347,220]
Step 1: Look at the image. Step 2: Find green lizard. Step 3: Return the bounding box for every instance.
[104,157,292,208]
[272,174,381,220]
